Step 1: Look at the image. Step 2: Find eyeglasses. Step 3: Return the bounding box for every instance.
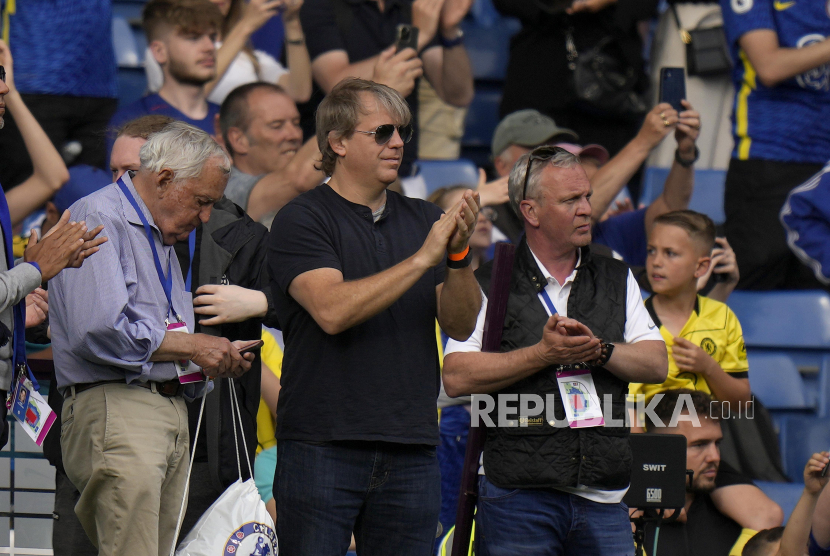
[354,124,413,145]
[521,145,570,201]
[0,66,5,83]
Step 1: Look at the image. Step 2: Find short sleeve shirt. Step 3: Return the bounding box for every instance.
[268,184,446,444]
[300,0,437,174]
[629,295,749,402]
[720,0,830,163]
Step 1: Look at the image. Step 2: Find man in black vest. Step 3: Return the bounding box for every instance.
[443,146,668,555]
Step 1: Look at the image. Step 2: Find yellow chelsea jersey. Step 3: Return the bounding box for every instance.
[629,295,749,402]
[256,329,283,453]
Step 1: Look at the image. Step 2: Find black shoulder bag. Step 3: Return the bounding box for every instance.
[669,4,732,77]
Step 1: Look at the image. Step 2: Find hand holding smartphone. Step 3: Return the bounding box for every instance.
[395,24,419,53]
[235,339,264,354]
[659,67,687,114]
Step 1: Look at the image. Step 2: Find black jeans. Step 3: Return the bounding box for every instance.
[0,94,117,189]
[724,158,826,290]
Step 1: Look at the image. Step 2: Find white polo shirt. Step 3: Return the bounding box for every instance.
[444,247,663,503]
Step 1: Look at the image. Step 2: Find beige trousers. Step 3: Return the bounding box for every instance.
[61,383,190,556]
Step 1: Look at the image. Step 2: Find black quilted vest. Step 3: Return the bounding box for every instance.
[476,239,632,490]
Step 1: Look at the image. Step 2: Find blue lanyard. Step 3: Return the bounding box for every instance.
[117,178,180,322]
[539,289,558,316]
[185,229,196,292]
[0,188,37,389]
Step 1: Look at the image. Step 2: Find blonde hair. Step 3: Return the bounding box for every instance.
[316,78,410,176]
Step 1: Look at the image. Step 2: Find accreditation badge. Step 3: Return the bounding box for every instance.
[167,321,204,384]
[9,370,55,446]
[556,366,605,428]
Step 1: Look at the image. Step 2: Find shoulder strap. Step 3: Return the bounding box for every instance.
[669,4,692,44]
[452,242,516,556]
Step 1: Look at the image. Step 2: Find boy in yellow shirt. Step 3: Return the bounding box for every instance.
[630,210,751,408]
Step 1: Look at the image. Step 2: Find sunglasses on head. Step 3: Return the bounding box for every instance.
[521,145,570,201]
[354,123,413,145]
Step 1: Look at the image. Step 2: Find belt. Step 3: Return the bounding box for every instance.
[66,379,185,399]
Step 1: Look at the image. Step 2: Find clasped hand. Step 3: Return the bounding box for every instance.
[419,189,480,267]
[537,314,602,366]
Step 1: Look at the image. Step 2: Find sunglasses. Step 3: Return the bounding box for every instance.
[521,145,570,201]
[354,124,413,145]
[0,66,5,83]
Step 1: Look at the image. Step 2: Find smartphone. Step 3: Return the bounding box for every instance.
[395,24,419,53]
[659,67,686,114]
[238,340,264,354]
[822,459,829,478]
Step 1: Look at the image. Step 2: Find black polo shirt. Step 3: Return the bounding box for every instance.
[268,184,446,445]
[300,0,437,176]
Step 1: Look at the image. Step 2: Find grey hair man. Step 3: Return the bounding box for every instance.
[443,146,667,555]
[50,121,255,556]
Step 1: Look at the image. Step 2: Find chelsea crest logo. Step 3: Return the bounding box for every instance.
[224,522,277,556]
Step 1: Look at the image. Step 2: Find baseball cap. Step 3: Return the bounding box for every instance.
[555,143,610,166]
[491,109,578,158]
[53,165,112,212]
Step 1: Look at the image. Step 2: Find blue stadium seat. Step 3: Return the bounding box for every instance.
[113,16,140,68]
[462,25,512,82]
[639,168,726,224]
[729,290,830,350]
[778,416,830,481]
[462,88,501,148]
[413,159,479,196]
[117,67,148,108]
[748,353,811,411]
[756,481,806,524]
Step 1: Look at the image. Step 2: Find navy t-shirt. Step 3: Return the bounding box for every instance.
[269,184,446,445]
[592,207,648,267]
[107,94,220,157]
[300,0,439,176]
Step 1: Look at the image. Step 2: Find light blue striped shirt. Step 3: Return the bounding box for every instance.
[50,173,196,391]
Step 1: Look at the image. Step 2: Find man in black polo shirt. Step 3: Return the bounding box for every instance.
[268,78,482,556]
[299,0,475,176]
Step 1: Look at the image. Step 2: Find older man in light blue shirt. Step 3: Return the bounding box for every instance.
[51,122,255,556]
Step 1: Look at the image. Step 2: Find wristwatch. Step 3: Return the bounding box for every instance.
[595,341,615,367]
[440,28,465,48]
[675,146,699,168]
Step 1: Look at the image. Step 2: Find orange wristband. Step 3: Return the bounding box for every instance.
[447,246,470,261]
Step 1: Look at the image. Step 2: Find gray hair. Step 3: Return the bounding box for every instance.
[507,148,580,217]
[139,120,231,181]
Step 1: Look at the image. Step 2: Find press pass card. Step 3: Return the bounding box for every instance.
[556,367,605,428]
[11,376,55,446]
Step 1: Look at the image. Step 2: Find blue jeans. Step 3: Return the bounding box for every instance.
[275,440,441,556]
[476,476,634,556]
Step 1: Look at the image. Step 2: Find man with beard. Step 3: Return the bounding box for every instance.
[108,0,223,147]
[646,389,758,556]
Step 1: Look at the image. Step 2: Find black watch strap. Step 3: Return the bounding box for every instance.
[446,249,472,269]
[675,146,699,168]
[596,341,615,367]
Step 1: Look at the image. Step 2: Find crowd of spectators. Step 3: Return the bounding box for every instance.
[0,0,829,554]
